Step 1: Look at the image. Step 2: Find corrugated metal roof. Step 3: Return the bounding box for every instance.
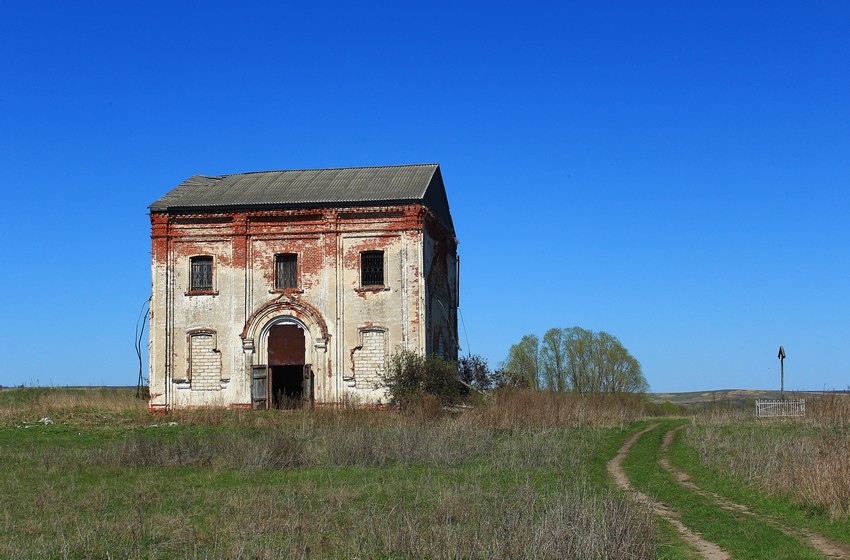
[150,164,441,211]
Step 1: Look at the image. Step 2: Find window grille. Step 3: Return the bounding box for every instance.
[275,254,298,289]
[190,256,213,291]
[361,251,384,286]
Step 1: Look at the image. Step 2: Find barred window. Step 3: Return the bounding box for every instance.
[275,253,298,290]
[190,256,213,291]
[361,251,384,286]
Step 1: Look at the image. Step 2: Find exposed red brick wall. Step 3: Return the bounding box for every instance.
[151,204,451,262]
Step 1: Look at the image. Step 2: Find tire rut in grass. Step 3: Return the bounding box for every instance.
[660,426,850,560]
[608,423,730,560]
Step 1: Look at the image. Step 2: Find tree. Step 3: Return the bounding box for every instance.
[565,326,594,393]
[540,328,567,391]
[502,334,540,388]
[588,330,647,394]
[505,327,648,394]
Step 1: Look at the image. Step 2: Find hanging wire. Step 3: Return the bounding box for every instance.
[459,306,471,357]
[135,296,151,398]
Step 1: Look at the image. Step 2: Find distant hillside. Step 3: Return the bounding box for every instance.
[647,389,840,405]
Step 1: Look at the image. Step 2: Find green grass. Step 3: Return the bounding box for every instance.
[0,401,654,559]
[622,420,826,560]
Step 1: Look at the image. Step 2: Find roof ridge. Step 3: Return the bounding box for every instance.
[219,163,439,178]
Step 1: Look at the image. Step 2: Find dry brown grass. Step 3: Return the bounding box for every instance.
[1,386,644,430]
[687,396,850,519]
[45,397,625,473]
[0,387,149,423]
[807,392,850,427]
[685,392,850,428]
[462,388,644,430]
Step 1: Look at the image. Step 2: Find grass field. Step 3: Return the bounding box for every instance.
[0,388,651,559]
[1,388,848,559]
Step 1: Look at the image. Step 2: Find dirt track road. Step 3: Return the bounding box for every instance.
[607,424,730,559]
[609,423,850,559]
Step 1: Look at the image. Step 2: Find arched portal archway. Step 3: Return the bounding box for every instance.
[242,298,332,408]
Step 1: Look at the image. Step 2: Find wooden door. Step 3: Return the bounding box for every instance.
[251,365,268,409]
[268,324,306,366]
[303,364,314,407]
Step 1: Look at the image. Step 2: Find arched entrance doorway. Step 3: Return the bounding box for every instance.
[242,299,331,409]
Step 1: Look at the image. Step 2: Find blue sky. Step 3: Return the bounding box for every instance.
[0,2,847,392]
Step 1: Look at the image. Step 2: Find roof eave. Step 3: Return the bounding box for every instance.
[149,198,427,214]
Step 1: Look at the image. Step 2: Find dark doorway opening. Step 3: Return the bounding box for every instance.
[270,365,303,408]
[268,323,307,410]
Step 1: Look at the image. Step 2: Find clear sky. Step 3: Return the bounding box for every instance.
[1,2,847,392]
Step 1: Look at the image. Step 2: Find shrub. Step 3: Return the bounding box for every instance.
[458,354,495,392]
[642,399,687,417]
[382,350,462,406]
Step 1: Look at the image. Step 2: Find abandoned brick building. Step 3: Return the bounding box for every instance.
[148,164,458,412]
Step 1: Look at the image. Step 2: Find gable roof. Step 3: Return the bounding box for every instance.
[150,163,454,233]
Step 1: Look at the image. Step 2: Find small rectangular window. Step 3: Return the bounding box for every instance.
[275,253,298,289]
[190,256,213,291]
[361,251,384,286]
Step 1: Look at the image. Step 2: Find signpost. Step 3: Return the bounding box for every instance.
[756,346,804,417]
